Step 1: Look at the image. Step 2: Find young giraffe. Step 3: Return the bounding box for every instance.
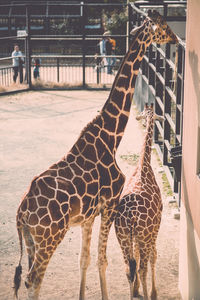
[114,104,164,300]
[13,10,177,300]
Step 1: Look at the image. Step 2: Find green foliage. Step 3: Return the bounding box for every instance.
[105,10,128,35]
[50,18,81,35]
[120,153,139,166]
[162,173,173,197]
[104,9,128,54]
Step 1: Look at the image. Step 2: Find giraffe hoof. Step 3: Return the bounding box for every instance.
[25,281,31,289]
[151,290,157,300]
[133,289,139,297]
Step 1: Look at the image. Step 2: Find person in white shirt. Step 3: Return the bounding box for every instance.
[12,45,24,83]
[95,33,107,71]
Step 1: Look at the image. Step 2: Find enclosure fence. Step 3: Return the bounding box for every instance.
[130,1,186,202]
[0,1,186,202]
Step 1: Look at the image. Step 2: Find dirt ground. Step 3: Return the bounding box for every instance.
[0,90,181,300]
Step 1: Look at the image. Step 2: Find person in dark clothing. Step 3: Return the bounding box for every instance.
[105,33,115,74]
[33,58,41,79]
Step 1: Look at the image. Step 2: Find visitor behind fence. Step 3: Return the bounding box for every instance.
[95,34,107,69]
[104,31,116,74]
[12,45,24,84]
[33,58,41,79]
[109,37,116,70]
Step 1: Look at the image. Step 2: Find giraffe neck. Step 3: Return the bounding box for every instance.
[139,117,154,168]
[101,23,151,152]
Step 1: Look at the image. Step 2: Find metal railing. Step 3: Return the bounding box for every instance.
[0,54,123,88]
[130,2,186,201]
[0,1,186,201]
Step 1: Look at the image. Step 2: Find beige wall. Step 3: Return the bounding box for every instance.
[179,0,200,298]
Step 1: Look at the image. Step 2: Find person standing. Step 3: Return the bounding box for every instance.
[12,45,24,83]
[96,34,107,70]
[103,31,116,74]
[104,33,113,74]
[33,58,41,79]
[109,37,116,71]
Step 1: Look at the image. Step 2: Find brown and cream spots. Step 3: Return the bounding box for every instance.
[115,104,164,300]
[14,10,177,300]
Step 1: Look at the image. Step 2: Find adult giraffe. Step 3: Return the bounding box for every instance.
[14,10,177,300]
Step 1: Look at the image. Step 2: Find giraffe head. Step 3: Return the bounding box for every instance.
[136,103,164,127]
[130,10,178,45]
[147,10,178,44]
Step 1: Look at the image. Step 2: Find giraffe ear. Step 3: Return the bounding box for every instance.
[130,26,140,37]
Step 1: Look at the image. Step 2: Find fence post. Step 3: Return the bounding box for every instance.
[97,65,100,84]
[57,58,60,83]
[81,2,86,88]
[163,44,171,166]
[26,4,32,89]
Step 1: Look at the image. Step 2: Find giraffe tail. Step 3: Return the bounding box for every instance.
[13,227,23,299]
[129,258,136,282]
[129,226,136,282]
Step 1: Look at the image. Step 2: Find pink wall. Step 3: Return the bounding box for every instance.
[182,0,200,239]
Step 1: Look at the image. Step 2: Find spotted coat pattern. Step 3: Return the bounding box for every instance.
[115,105,163,300]
[14,10,178,300]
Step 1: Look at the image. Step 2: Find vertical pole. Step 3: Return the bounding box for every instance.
[26,4,32,89]
[163,44,171,166]
[81,2,86,88]
[163,3,168,21]
[57,58,60,82]
[97,65,100,85]
[126,1,130,52]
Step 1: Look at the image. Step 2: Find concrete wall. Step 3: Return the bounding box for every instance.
[179,0,200,299]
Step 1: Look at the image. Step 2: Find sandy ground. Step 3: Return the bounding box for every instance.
[0,90,181,300]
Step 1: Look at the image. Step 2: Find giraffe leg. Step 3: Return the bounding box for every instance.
[150,244,157,300]
[25,248,52,300]
[133,242,140,297]
[79,217,95,300]
[98,212,114,300]
[138,245,151,300]
[114,222,136,300]
[25,227,67,300]
[23,226,35,271]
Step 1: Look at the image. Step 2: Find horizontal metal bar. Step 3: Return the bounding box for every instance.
[163,165,174,189]
[0,14,81,18]
[155,96,164,112]
[142,74,148,84]
[130,4,147,16]
[143,55,149,63]
[0,35,23,41]
[177,73,183,80]
[176,134,181,144]
[149,84,155,96]
[0,2,128,8]
[156,72,165,85]
[133,1,186,5]
[155,120,164,138]
[153,45,166,58]
[165,86,176,102]
[166,58,175,70]
[149,62,156,72]
[177,104,182,112]
[165,113,175,132]
[164,139,171,151]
